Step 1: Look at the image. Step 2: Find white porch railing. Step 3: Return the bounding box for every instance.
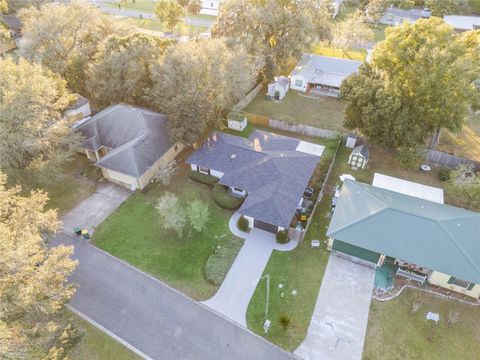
[396,268,427,284]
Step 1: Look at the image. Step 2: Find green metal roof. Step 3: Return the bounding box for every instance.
[327,180,480,284]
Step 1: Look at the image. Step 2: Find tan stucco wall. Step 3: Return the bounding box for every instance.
[428,271,480,299]
[137,143,184,189]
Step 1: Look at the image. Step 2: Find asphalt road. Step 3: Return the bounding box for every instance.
[53,232,296,360]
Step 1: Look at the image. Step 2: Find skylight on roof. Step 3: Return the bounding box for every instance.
[231,154,237,159]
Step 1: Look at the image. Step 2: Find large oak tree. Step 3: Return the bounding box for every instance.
[341,18,479,153]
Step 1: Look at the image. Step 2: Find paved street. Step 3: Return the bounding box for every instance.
[203,213,298,326]
[54,232,295,360]
[295,253,375,360]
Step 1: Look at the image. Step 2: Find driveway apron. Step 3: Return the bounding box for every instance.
[295,253,375,360]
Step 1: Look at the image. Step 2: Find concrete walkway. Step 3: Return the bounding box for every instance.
[295,253,375,360]
[202,213,297,326]
[61,182,131,235]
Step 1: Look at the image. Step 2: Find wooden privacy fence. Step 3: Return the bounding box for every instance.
[425,150,480,170]
[244,112,269,127]
[232,83,263,111]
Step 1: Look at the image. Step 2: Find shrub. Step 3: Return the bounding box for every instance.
[211,184,244,210]
[439,168,451,182]
[155,192,186,237]
[237,215,250,232]
[187,199,210,232]
[278,315,291,332]
[276,230,288,244]
[188,170,218,186]
[396,146,423,170]
[204,238,244,285]
[446,164,480,211]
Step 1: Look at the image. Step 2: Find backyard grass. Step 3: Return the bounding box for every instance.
[363,288,480,360]
[43,154,101,215]
[92,167,240,300]
[438,113,480,162]
[243,88,346,132]
[311,45,366,61]
[246,139,339,351]
[68,313,140,360]
[119,17,208,36]
[369,24,387,43]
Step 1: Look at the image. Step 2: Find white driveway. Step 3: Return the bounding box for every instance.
[61,182,132,235]
[295,253,375,360]
[202,213,297,327]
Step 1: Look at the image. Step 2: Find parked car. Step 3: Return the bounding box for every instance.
[303,186,314,199]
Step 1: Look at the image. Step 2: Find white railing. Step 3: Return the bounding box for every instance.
[396,268,427,284]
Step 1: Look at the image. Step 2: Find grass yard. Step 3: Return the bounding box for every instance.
[119,17,208,36]
[43,154,101,216]
[363,288,480,360]
[92,167,240,300]
[246,139,339,350]
[369,24,387,43]
[243,88,346,132]
[68,313,140,360]
[311,45,366,61]
[438,113,480,162]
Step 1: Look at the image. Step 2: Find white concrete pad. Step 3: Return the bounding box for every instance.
[295,253,375,360]
[372,173,444,204]
[296,141,325,157]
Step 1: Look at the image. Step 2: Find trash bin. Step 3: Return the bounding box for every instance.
[74,227,81,236]
[81,229,90,240]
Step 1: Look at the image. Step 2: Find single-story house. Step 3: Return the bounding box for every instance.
[289,54,362,97]
[348,144,369,169]
[267,76,289,101]
[200,0,221,16]
[444,15,480,32]
[187,130,325,234]
[66,94,91,120]
[327,179,480,298]
[376,7,431,26]
[76,104,183,190]
[1,14,22,47]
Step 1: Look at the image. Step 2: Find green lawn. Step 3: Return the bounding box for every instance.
[69,313,141,360]
[43,154,101,216]
[92,167,239,300]
[311,45,366,61]
[364,288,480,360]
[243,88,346,132]
[438,112,480,162]
[246,139,339,350]
[119,17,208,36]
[369,24,387,43]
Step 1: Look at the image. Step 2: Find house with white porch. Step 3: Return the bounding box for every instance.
[289,54,362,97]
[200,0,221,16]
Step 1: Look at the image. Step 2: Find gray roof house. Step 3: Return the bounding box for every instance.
[289,54,362,96]
[444,15,480,31]
[327,179,480,298]
[76,104,183,190]
[377,7,431,26]
[187,130,325,233]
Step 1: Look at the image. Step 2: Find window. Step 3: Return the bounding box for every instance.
[447,276,472,289]
[199,166,210,175]
[294,79,303,87]
[233,187,243,192]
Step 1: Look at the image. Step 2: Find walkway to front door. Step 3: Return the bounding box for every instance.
[202,212,297,326]
[295,253,375,360]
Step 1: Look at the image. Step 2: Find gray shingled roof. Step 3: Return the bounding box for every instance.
[327,180,480,284]
[352,144,369,159]
[76,104,172,178]
[289,54,362,88]
[186,131,321,228]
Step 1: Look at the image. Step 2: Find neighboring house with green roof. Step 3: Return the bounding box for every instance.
[326,179,480,299]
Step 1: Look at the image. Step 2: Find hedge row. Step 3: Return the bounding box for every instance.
[204,238,244,285]
[188,170,219,186]
[212,184,245,210]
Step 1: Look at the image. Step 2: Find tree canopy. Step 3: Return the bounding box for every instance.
[0,171,78,359]
[341,18,479,153]
[331,10,373,54]
[212,0,332,81]
[87,33,174,107]
[19,0,128,92]
[0,58,81,188]
[155,0,183,32]
[148,39,256,146]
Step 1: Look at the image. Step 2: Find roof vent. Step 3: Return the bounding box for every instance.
[231,154,237,159]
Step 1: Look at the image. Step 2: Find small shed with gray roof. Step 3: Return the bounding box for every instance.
[187,130,324,233]
[289,54,362,97]
[267,76,290,101]
[327,179,480,299]
[76,104,183,190]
